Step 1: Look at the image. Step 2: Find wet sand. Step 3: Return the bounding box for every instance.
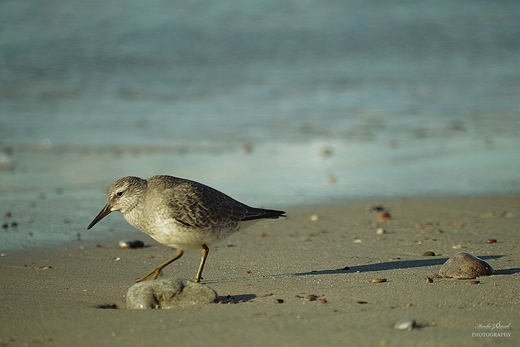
[1,196,518,346]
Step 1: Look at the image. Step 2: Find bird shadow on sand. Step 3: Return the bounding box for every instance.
[293,255,505,277]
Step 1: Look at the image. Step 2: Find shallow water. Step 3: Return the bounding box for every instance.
[1,1,519,249]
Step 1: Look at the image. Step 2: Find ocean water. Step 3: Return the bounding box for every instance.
[0,1,519,249]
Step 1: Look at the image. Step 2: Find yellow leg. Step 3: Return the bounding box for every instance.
[194,244,209,283]
[136,249,184,282]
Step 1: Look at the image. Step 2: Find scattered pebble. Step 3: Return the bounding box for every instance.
[275,299,284,304]
[439,252,494,279]
[305,294,318,301]
[4,211,11,218]
[126,279,217,309]
[372,278,387,283]
[425,277,434,283]
[118,240,144,249]
[422,251,435,256]
[320,299,328,304]
[356,301,368,304]
[370,206,385,213]
[353,238,362,243]
[310,214,320,221]
[321,147,333,157]
[452,244,462,249]
[470,280,480,285]
[377,212,391,221]
[2,223,8,229]
[485,239,497,244]
[394,318,416,331]
[38,265,53,270]
[376,228,386,235]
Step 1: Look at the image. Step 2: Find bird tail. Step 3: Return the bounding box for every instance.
[243,208,286,221]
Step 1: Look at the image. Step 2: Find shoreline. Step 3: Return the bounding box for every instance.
[1,195,518,346]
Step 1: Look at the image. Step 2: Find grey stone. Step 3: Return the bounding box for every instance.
[439,252,494,279]
[126,278,217,309]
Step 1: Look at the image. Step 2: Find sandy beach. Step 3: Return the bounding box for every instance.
[1,1,519,346]
[1,195,518,346]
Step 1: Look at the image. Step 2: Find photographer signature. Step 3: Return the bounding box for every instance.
[475,321,511,330]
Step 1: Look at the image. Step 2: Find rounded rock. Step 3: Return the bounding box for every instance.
[439,252,494,279]
[126,278,217,309]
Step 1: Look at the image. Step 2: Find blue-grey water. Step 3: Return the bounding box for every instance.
[0,1,519,249]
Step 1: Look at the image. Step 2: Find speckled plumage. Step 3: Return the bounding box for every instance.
[87,175,285,282]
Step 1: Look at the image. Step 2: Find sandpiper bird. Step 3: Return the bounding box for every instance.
[87,175,285,282]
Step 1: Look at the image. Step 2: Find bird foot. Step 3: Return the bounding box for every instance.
[136,268,161,282]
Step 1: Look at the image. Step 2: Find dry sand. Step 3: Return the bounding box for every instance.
[1,196,519,346]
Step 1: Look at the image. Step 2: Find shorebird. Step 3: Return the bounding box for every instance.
[87,175,285,282]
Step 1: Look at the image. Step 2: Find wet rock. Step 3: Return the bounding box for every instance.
[126,279,217,309]
[439,252,494,279]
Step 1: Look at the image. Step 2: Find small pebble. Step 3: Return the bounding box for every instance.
[4,211,11,218]
[356,301,368,304]
[119,240,144,249]
[377,212,391,221]
[370,206,385,213]
[376,228,386,235]
[275,299,284,304]
[425,277,434,283]
[305,294,318,301]
[310,214,320,221]
[2,223,8,229]
[372,278,387,283]
[470,280,480,285]
[423,251,435,256]
[394,318,416,330]
[485,239,497,244]
[320,299,327,304]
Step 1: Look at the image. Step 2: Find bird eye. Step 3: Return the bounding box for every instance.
[116,191,123,197]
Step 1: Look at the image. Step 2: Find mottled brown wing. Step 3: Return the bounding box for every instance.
[164,179,254,228]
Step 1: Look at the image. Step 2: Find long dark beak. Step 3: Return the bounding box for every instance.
[87,203,112,230]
